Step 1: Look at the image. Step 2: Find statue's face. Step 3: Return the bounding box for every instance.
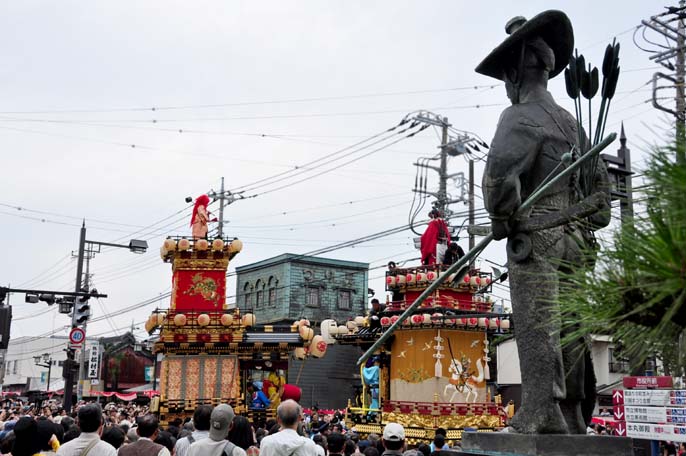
[504,77,517,105]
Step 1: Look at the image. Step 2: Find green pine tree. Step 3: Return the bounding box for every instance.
[558,133,686,375]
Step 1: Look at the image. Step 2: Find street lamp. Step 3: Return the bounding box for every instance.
[34,353,52,392]
[63,221,149,411]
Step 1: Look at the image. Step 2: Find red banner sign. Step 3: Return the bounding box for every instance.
[173,269,226,311]
[623,376,673,389]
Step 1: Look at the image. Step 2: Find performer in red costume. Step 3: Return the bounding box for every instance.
[191,195,212,239]
[420,208,450,265]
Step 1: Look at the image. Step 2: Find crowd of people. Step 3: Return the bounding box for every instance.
[0,398,455,456]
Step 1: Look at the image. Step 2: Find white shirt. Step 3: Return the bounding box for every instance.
[188,438,247,456]
[260,429,320,456]
[56,431,118,456]
[175,430,209,456]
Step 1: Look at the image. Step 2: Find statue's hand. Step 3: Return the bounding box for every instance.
[491,220,510,241]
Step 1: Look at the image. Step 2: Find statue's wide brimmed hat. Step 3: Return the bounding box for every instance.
[475,10,574,81]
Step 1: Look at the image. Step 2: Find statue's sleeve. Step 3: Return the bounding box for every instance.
[482,107,541,220]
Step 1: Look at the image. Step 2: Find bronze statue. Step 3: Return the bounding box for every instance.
[475,11,611,434]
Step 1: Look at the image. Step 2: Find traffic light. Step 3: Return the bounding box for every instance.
[0,306,12,350]
[39,294,56,305]
[74,290,92,325]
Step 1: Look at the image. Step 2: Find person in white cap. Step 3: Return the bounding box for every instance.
[188,404,246,456]
[381,423,405,456]
[260,400,319,456]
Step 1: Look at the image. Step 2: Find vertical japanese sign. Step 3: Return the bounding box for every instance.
[88,343,100,379]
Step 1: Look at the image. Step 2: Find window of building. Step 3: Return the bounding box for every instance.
[12,360,18,375]
[256,290,264,308]
[269,288,277,307]
[306,287,321,308]
[608,348,630,373]
[243,282,253,309]
[337,290,352,310]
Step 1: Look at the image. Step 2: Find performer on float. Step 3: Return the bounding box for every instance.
[362,356,381,411]
[247,381,271,409]
[190,194,216,239]
[420,208,451,265]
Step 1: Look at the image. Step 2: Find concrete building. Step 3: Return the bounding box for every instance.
[3,336,96,393]
[236,254,369,409]
[496,335,629,413]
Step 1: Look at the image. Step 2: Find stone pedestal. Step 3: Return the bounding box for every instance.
[458,432,633,456]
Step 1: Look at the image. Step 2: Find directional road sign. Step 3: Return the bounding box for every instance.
[615,405,686,424]
[614,422,686,442]
[613,389,686,406]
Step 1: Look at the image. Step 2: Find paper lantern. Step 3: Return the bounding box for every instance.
[402,316,411,326]
[159,246,168,259]
[212,239,225,252]
[320,319,338,344]
[156,312,166,326]
[489,318,500,329]
[386,275,397,286]
[390,315,400,325]
[406,273,416,285]
[220,314,234,326]
[310,336,327,358]
[380,316,392,327]
[163,238,177,252]
[468,317,478,327]
[298,319,310,328]
[445,317,457,326]
[458,318,467,326]
[426,271,437,281]
[144,315,156,333]
[462,275,471,284]
[396,275,406,285]
[346,320,357,331]
[228,239,243,253]
[337,325,349,335]
[416,272,427,283]
[294,347,307,360]
[197,314,210,326]
[242,313,256,327]
[500,319,511,330]
[299,325,314,341]
[173,314,187,326]
[478,317,489,328]
[354,316,366,327]
[484,277,492,285]
[195,239,209,251]
[411,314,424,325]
[422,313,432,325]
[470,276,481,288]
[178,238,190,251]
[432,313,443,323]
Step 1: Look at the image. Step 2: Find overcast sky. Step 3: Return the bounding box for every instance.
[0,1,669,349]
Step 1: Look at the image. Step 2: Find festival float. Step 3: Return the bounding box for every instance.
[324,261,512,445]
[145,196,323,425]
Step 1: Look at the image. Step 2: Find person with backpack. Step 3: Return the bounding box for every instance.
[188,405,246,456]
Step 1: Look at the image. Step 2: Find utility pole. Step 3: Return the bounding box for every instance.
[437,120,449,215]
[642,2,686,162]
[208,177,245,238]
[63,221,86,412]
[77,254,92,402]
[468,159,475,250]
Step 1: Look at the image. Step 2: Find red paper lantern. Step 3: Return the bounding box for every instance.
[390,315,400,325]
[380,317,392,326]
[411,314,424,325]
[468,317,478,326]
[386,276,396,286]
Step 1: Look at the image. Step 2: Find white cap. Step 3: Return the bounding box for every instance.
[383,422,405,441]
